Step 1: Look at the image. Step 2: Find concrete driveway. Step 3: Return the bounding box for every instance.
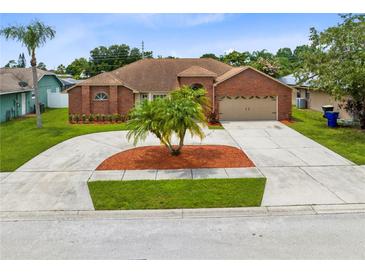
[1,121,364,211]
[222,121,365,206]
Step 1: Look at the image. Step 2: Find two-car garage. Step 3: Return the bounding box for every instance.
[218,96,277,121]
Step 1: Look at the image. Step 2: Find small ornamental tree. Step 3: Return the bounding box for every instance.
[127,86,209,155]
[296,14,365,128]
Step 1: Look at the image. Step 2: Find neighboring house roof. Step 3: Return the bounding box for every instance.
[177,65,217,77]
[0,72,33,95]
[0,68,64,95]
[61,78,83,86]
[278,74,312,88]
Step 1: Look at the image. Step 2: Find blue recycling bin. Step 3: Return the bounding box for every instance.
[325,111,339,128]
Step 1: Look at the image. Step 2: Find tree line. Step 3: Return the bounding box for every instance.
[50,44,309,79]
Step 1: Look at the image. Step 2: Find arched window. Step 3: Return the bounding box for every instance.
[190,83,204,90]
[94,92,108,101]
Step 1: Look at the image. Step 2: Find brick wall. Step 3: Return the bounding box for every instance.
[68,86,82,114]
[178,76,214,111]
[68,85,135,115]
[215,68,292,120]
[118,86,134,115]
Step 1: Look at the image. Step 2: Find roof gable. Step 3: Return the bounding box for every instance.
[215,66,293,90]
[177,65,217,77]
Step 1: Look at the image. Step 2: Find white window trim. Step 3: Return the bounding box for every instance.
[94,92,109,101]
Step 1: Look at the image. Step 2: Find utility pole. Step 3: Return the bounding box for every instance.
[141,40,145,59]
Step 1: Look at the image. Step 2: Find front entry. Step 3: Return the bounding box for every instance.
[219,96,277,121]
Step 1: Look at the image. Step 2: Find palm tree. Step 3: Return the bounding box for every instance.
[1,20,56,128]
[127,87,208,156]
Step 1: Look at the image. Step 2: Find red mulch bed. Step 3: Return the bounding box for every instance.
[97,145,255,170]
[208,121,223,126]
[280,119,294,126]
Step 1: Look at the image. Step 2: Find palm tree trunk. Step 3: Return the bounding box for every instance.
[31,52,42,128]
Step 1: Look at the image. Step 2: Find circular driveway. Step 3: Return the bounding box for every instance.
[1,121,364,212]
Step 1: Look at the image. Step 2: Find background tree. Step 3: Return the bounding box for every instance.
[66,57,90,79]
[4,60,17,68]
[55,64,66,74]
[200,53,219,60]
[88,44,153,76]
[17,53,26,68]
[221,50,250,66]
[1,20,56,128]
[36,62,47,71]
[296,14,365,128]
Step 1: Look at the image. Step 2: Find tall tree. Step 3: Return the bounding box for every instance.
[1,20,55,128]
[55,64,66,74]
[221,50,250,66]
[17,53,26,68]
[88,44,153,75]
[296,14,365,128]
[66,58,89,79]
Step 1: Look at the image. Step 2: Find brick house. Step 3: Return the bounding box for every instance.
[67,58,292,121]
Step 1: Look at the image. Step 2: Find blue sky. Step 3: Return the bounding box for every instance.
[0,13,341,69]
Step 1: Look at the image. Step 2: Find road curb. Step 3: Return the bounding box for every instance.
[1,203,365,221]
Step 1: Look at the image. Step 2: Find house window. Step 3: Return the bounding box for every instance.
[153,94,166,100]
[94,92,108,101]
[140,93,149,101]
[190,83,204,90]
[55,87,60,93]
[296,91,301,98]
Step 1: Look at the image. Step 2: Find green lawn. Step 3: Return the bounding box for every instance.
[0,108,128,171]
[88,178,266,210]
[288,107,365,165]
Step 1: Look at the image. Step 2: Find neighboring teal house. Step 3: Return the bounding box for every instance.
[0,68,63,122]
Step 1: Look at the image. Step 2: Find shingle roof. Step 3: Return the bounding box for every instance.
[0,68,61,94]
[76,58,233,92]
[215,67,248,85]
[177,65,217,77]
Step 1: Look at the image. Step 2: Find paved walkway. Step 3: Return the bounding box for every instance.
[1,121,364,211]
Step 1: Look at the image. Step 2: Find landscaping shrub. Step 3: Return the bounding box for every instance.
[127,86,208,156]
[82,114,87,123]
[89,114,95,122]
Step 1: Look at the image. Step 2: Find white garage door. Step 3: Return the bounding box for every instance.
[219,96,277,121]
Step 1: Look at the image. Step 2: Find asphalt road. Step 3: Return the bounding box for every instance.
[1,213,364,259]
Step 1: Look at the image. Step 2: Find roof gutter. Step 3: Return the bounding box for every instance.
[0,89,33,95]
